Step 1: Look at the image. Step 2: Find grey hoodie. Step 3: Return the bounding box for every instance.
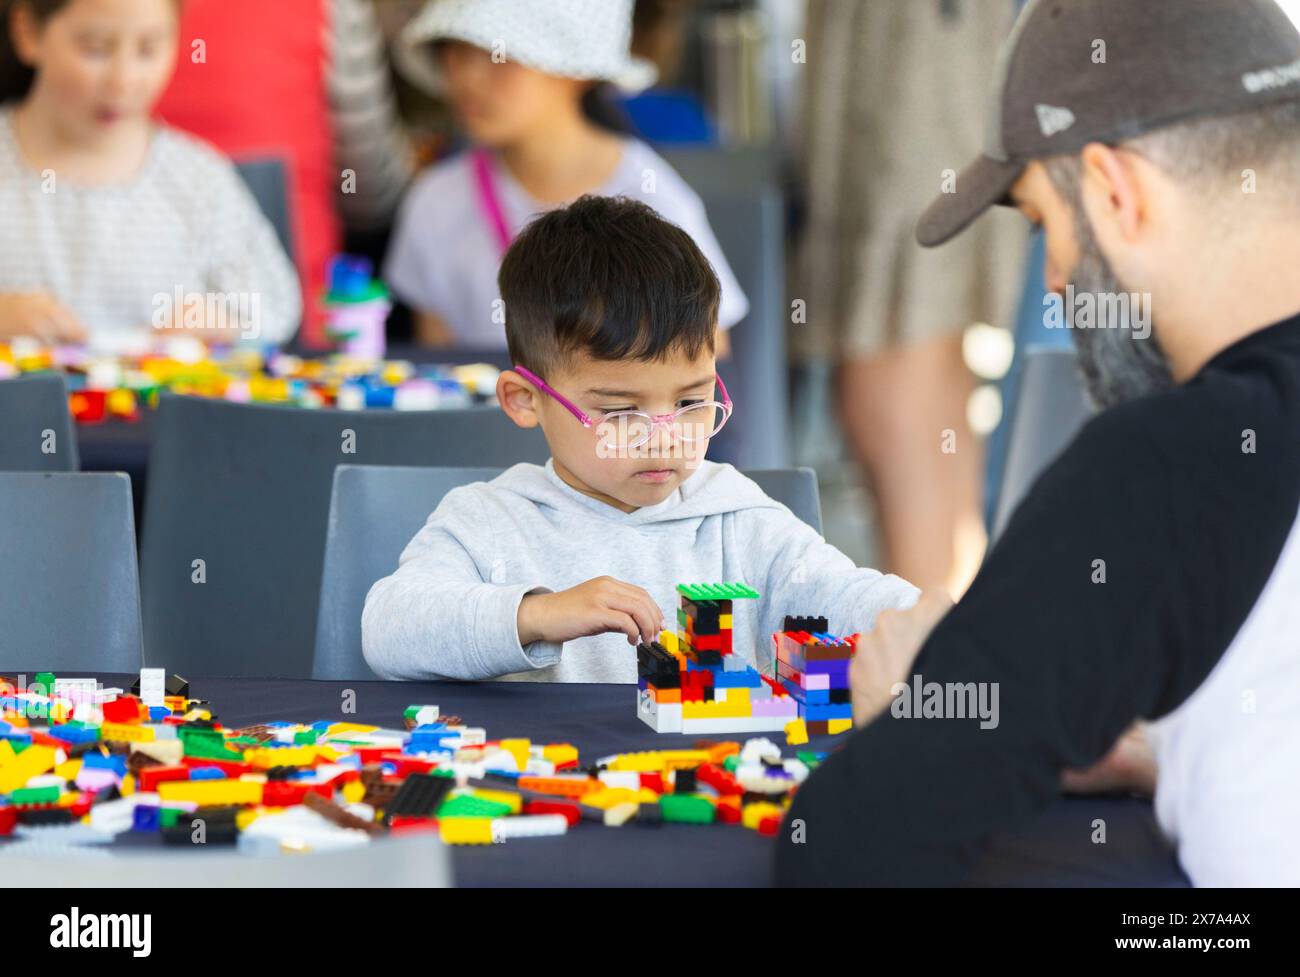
[361,460,918,682]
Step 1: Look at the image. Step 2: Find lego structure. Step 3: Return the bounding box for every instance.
[638,589,861,739]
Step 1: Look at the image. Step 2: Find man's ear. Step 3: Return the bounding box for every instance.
[497,370,541,429]
[1080,142,1146,243]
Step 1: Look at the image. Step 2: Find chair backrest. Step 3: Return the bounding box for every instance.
[0,374,79,472]
[991,347,1095,540]
[0,472,142,672]
[140,395,548,679]
[661,148,788,470]
[312,464,823,680]
[234,157,294,260]
[4,832,450,888]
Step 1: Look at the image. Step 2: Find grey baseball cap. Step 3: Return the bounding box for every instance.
[917,0,1300,248]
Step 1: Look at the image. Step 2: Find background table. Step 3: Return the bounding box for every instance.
[15,674,1190,888]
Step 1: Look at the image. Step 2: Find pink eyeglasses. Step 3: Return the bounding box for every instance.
[513,365,734,451]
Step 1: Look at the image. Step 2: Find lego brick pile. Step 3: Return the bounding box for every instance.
[0,670,823,854]
[0,337,501,423]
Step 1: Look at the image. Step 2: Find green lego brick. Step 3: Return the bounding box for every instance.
[160,807,182,828]
[722,754,741,773]
[33,672,56,694]
[293,730,319,745]
[675,583,760,602]
[797,750,824,769]
[435,794,515,819]
[11,785,60,805]
[659,793,715,824]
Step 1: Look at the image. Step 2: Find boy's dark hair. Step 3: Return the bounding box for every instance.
[499,195,720,376]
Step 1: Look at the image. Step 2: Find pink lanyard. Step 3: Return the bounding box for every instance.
[471,148,513,257]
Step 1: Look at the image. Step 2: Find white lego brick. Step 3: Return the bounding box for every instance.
[679,715,790,735]
[138,668,166,707]
[636,689,682,733]
[597,770,641,791]
[54,678,99,706]
[492,814,568,841]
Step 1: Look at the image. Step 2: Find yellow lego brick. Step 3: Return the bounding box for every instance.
[181,709,211,722]
[499,738,531,772]
[0,742,57,794]
[49,701,73,723]
[827,718,854,735]
[578,787,641,810]
[341,780,366,804]
[236,809,262,830]
[607,749,710,772]
[55,759,82,779]
[100,722,155,743]
[158,779,264,806]
[439,817,494,845]
[658,629,679,654]
[742,801,784,831]
[719,614,733,629]
[683,699,748,719]
[121,774,135,796]
[325,722,377,736]
[542,743,578,767]
[244,746,318,769]
[784,719,809,746]
[470,788,523,814]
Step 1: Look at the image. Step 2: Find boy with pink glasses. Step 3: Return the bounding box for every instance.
[362,196,917,682]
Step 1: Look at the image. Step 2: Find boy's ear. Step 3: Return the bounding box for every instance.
[497,370,541,429]
[10,4,42,65]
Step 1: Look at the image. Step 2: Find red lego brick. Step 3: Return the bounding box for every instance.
[524,799,581,826]
[137,765,191,792]
[261,780,333,807]
[101,695,143,724]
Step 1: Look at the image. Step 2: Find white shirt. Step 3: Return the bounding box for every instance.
[1147,507,1300,886]
[384,139,749,347]
[0,108,301,347]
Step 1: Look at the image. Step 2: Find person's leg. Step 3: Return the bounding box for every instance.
[836,330,986,596]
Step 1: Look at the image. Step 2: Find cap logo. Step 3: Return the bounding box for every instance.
[1242,58,1300,95]
[1035,104,1076,138]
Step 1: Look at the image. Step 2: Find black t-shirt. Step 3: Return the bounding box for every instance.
[776,310,1300,886]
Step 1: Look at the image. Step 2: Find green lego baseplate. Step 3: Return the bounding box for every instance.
[674,582,761,602]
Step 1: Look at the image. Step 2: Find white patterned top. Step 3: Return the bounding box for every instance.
[0,107,302,347]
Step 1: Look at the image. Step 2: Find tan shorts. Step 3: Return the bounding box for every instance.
[796,0,1029,360]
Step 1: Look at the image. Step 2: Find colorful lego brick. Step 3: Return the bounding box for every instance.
[675,582,760,602]
[157,779,263,806]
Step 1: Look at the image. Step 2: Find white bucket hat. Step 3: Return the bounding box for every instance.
[395,0,659,96]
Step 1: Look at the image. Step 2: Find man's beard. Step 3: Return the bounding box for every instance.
[1068,214,1176,410]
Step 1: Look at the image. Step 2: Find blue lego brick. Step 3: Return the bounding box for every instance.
[188,766,227,780]
[132,804,161,831]
[148,706,171,721]
[46,725,100,746]
[802,702,853,721]
[714,666,763,688]
[82,753,128,777]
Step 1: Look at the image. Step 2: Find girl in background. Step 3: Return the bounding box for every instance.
[387,0,746,351]
[0,0,300,347]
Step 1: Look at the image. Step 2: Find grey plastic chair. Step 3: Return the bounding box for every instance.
[0,472,142,672]
[234,157,294,262]
[139,395,549,679]
[312,464,822,680]
[662,148,788,470]
[0,374,79,471]
[990,347,1095,540]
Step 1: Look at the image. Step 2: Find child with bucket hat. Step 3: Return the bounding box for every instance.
[386,0,747,350]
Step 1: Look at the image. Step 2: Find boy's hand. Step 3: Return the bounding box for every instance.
[518,577,666,648]
[0,292,88,343]
[851,591,953,727]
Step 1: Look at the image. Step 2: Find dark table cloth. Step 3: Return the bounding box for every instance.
[15,673,1189,887]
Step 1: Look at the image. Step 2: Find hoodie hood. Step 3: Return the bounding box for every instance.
[489,460,784,527]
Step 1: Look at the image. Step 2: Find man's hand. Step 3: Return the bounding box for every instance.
[517,576,666,648]
[0,292,88,343]
[851,591,953,727]
[1061,722,1157,797]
